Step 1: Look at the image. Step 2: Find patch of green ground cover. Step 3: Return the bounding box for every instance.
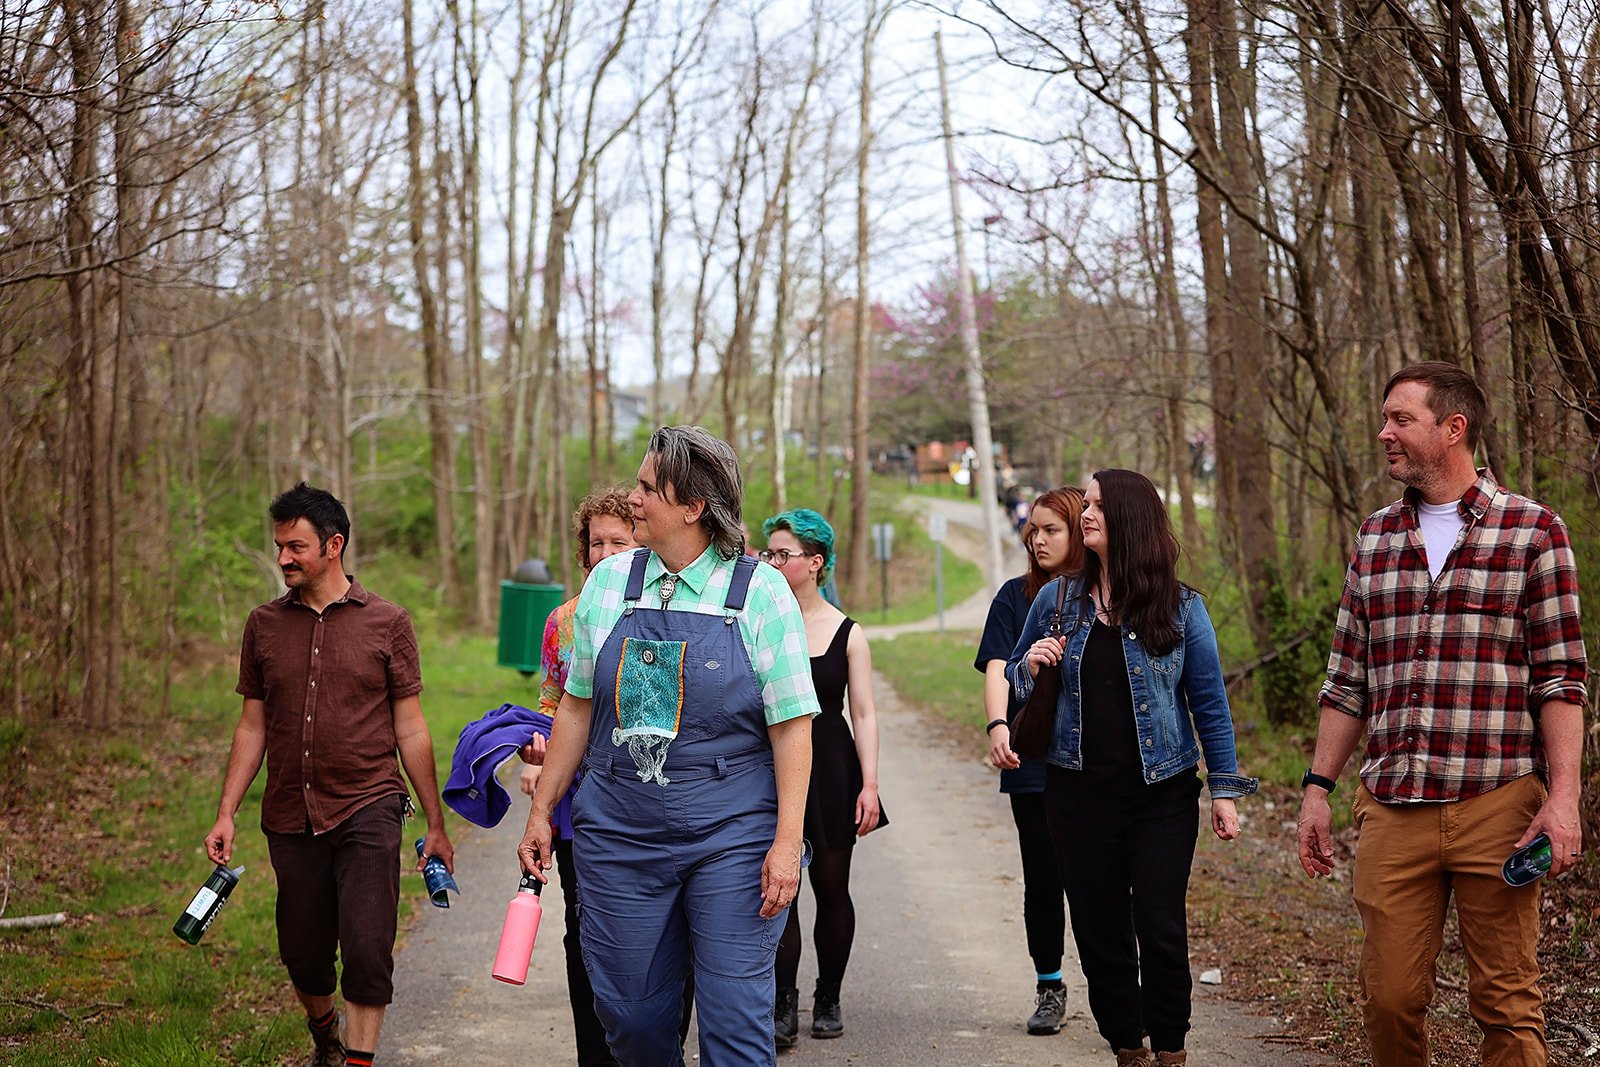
[0,663,303,1065]
[871,630,986,733]
[0,608,527,1065]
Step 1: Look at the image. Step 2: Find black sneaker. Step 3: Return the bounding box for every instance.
[775,986,800,1048]
[811,993,843,1038]
[1027,986,1066,1035]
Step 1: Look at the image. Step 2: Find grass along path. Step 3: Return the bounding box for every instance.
[0,630,528,1067]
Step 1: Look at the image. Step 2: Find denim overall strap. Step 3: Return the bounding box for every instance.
[723,554,756,612]
[623,547,651,603]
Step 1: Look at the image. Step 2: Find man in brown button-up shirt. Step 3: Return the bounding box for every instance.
[205,483,454,1067]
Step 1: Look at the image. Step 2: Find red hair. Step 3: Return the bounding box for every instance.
[1022,486,1086,602]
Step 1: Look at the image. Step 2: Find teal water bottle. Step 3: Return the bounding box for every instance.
[174,864,244,944]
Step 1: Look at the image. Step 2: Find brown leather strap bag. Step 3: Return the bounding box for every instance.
[1009,577,1069,761]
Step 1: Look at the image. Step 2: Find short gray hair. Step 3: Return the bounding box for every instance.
[647,425,745,560]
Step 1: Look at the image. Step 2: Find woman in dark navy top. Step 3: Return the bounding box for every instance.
[975,485,1086,1036]
[760,508,885,1046]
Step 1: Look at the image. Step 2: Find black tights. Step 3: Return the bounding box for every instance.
[775,845,855,998]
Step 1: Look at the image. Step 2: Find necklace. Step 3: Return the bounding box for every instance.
[659,573,679,605]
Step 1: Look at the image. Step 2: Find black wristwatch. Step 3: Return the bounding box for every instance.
[1301,770,1338,795]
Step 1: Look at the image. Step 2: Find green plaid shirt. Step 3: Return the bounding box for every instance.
[568,547,820,726]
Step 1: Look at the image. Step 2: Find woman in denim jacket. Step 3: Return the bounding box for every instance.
[1007,469,1257,1067]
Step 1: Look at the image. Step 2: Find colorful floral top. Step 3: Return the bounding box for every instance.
[539,594,581,840]
[539,595,581,716]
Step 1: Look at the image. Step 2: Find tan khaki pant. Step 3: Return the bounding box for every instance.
[1351,775,1547,1067]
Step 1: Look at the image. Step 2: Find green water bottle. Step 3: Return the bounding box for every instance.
[1502,834,1552,887]
[173,864,244,945]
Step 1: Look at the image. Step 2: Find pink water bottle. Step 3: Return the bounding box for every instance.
[491,871,544,985]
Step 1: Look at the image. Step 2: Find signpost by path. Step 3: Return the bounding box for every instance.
[871,522,894,620]
[928,511,948,633]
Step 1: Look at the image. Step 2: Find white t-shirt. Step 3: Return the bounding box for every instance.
[1416,499,1467,581]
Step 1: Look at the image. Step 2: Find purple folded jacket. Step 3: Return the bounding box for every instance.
[443,702,574,836]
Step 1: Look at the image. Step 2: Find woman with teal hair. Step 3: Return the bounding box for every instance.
[758,508,887,1046]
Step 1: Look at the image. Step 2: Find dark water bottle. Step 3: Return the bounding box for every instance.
[1502,834,1552,887]
[173,864,244,944]
[415,838,459,908]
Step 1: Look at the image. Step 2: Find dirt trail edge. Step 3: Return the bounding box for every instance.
[382,678,1334,1065]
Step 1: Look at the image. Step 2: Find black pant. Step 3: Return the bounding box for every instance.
[556,837,693,1065]
[1044,764,1200,1054]
[1009,792,1066,977]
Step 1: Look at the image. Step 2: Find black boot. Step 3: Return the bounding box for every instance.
[811,992,843,1038]
[774,986,799,1048]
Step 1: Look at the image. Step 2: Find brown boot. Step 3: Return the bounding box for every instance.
[306,1012,345,1067]
[1115,1049,1154,1067]
[1155,1053,1187,1066]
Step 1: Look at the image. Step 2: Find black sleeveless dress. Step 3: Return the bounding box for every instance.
[804,618,888,849]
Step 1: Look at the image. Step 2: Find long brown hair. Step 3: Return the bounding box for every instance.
[1080,469,1183,654]
[1022,485,1086,603]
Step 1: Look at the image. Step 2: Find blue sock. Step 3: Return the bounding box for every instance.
[1036,970,1063,986]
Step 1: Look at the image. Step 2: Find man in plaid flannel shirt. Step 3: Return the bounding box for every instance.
[1296,362,1586,1066]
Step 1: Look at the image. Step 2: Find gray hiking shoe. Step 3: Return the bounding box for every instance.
[1027,986,1066,1035]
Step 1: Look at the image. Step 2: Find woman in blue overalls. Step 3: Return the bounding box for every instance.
[520,426,818,1067]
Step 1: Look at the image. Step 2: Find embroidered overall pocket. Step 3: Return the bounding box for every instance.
[610,637,688,785]
[613,637,687,739]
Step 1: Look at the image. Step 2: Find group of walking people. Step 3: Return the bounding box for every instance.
[204,359,1585,1067]
[973,361,1586,1067]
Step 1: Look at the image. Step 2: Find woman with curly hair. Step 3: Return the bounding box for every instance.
[760,507,886,1046]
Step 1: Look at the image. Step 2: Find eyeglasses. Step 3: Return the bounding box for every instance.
[757,548,813,566]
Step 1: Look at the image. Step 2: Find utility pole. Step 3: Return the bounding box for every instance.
[936,28,1005,595]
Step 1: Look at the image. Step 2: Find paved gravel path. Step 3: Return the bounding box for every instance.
[382,687,1331,1065]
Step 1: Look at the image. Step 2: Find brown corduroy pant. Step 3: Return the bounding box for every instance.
[266,793,405,1005]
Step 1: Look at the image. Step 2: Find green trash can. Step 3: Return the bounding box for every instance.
[498,566,566,676]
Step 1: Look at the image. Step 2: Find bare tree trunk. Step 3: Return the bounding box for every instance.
[586,170,605,484]
[649,84,678,428]
[1183,0,1236,565]
[450,0,497,628]
[846,0,878,609]
[770,181,795,516]
[1212,0,1277,646]
[509,0,560,567]
[403,0,461,605]
[65,0,110,724]
[496,0,532,571]
[1134,0,1198,545]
